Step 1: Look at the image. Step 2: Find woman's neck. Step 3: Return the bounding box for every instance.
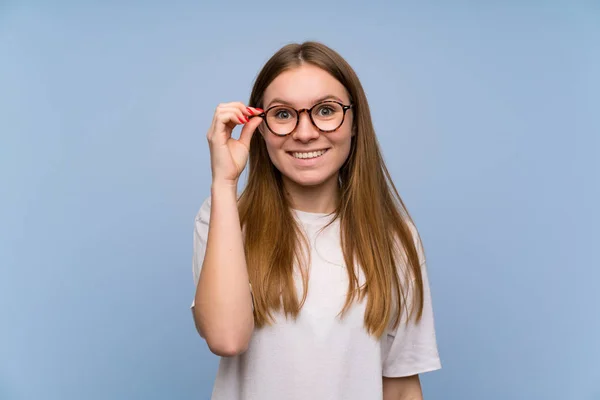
[283,174,340,214]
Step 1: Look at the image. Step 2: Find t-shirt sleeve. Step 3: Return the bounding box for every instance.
[381,222,442,377]
[190,196,212,309]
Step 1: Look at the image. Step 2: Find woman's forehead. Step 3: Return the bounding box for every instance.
[262,65,349,107]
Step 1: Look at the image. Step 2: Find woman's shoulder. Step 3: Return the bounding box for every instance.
[405,218,425,266]
[390,217,426,269]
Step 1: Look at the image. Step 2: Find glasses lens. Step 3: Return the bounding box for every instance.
[266,106,298,135]
[311,102,344,131]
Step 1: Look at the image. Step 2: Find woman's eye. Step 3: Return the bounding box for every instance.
[274,110,292,119]
[317,106,334,116]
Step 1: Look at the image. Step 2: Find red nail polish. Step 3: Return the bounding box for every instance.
[245,116,249,122]
[238,117,245,123]
[246,107,254,115]
[256,108,264,112]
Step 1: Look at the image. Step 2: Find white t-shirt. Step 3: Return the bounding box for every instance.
[191,196,441,399]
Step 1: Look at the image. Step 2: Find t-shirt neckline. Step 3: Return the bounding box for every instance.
[292,208,336,224]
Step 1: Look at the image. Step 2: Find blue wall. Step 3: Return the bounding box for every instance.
[1,2,598,399]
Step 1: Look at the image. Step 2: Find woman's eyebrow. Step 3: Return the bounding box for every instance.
[265,95,345,109]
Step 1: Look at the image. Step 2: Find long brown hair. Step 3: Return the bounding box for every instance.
[237,41,425,337]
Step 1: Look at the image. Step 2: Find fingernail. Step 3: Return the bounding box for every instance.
[256,108,264,112]
[245,116,249,122]
[238,117,245,123]
[246,107,254,115]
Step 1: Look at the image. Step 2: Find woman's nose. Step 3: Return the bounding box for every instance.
[291,111,320,142]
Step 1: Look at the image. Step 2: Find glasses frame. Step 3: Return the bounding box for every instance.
[255,100,353,137]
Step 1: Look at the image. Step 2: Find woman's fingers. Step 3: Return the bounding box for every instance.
[209,109,245,141]
[206,102,265,183]
[238,114,263,149]
[218,102,262,116]
[210,104,263,139]
[244,106,264,118]
[219,104,263,121]
[216,109,246,126]
[208,102,264,145]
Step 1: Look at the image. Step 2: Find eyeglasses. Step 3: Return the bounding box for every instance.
[253,101,353,137]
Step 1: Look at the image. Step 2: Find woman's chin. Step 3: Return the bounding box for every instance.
[283,171,336,188]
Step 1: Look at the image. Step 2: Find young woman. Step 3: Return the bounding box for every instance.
[191,41,441,399]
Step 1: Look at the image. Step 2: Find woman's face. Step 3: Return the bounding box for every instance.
[259,64,354,190]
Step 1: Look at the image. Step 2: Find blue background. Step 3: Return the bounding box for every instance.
[1,1,598,399]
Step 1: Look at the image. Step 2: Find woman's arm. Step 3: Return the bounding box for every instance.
[382,375,423,400]
[192,183,254,357]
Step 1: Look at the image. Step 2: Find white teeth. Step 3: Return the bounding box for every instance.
[292,149,327,159]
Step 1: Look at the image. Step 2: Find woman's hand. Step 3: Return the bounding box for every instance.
[206,102,264,186]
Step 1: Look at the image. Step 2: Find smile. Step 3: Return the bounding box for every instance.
[289,149,329,159]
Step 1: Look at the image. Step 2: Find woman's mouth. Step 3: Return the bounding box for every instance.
[288,149,329,159]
